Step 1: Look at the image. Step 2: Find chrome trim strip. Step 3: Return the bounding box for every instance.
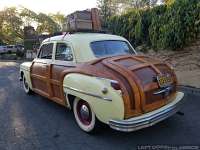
[109,92,184,132]
[63,86,112,101]
[153,86,172,95]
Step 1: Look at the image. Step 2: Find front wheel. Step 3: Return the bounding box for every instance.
[73,98,98,133]
[22,75,31,94]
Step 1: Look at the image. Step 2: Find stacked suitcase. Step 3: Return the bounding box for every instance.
[63,8,102,32]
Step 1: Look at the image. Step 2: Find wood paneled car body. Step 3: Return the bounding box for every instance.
[20,33,184,133]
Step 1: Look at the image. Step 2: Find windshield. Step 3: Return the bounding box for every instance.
[90,40,135,57]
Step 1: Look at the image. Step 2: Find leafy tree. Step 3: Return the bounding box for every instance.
[98,0,159,27]
[107,0,199,50]
[19,7,64,33]
[0,7,65,44]
[162,0,175,5]
[97,0,119,27]
[114,0,159,9]
[0,7,23,44]
[19,7,39,26]
[49,12,65,31]
[36,13,60,34]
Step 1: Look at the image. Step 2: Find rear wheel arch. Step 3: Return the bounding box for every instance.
[66,94,96,113]
[66,94,76,109]
[66,94,102,122]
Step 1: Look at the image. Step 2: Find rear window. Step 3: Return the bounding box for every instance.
[90,40,135,57]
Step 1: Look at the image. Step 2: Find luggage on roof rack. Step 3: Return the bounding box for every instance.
[63,8,102,32]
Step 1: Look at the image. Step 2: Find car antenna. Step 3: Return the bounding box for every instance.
[62,32,70,40]
[48,37,51,42]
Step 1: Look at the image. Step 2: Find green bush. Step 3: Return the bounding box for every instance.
[108,9,141,47]
[107,0,200,51]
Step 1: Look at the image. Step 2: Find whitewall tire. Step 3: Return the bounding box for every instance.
[23,75,31,94]
[73,97,97,133]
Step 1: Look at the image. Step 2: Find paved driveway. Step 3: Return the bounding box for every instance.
[0,61,200,150]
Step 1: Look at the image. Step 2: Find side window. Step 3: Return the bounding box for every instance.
[38,43,53,59]
[55,43,73,61]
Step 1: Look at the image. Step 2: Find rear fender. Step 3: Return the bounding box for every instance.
[63,73,124,124]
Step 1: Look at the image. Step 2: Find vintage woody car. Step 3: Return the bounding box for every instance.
[20,33,184,133]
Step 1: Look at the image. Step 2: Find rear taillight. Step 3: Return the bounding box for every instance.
[110,80,121,90]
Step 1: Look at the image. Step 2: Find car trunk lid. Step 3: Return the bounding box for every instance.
[101,55,177,117]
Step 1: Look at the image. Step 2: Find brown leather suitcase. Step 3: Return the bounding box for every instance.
[63,8,101,32]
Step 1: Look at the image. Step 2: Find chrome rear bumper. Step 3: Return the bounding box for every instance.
[109,92,184,132]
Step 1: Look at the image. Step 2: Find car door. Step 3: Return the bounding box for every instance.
[30,42,54,98]
[49,42,76,106]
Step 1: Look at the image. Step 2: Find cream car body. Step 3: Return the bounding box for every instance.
[20,62,32,89]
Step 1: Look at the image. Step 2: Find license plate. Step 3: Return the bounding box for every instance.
[157,74,173,87]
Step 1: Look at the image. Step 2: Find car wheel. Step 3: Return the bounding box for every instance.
[22,75,31,94]
[73,98,98,133]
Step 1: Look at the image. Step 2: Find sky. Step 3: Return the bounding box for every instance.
[0,0,97,15]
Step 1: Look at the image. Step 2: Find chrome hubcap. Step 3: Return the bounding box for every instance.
[76,100,92,125]
[80,105,90,120]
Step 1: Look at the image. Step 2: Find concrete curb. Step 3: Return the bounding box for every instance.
[178,85,200,96]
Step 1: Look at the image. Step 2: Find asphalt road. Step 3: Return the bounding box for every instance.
[0,61,200,150]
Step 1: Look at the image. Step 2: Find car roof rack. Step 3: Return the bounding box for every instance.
[52,29,109,37]
[66,29,108,34]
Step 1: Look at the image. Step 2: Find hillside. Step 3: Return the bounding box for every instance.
[146,39,200,88]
